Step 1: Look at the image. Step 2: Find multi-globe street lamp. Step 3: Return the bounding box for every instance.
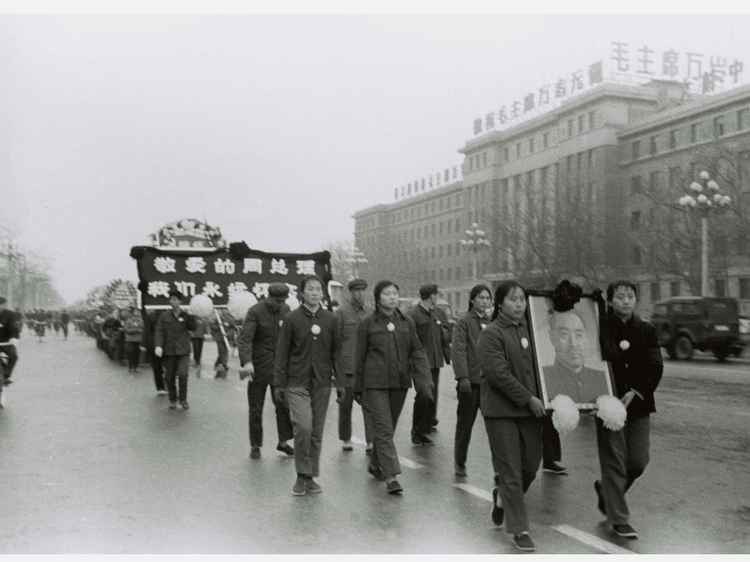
[677,170,732,296]
[347,246,368,279]
[460,222,491,282]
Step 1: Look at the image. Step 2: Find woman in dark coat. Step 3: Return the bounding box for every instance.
[353,280,432,495]
[477,280,546,553]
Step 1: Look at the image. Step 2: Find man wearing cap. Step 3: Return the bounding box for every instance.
[335,278,374,453]
[238,282,295,459]
[154,289,197,410]
[0,297,20,399]
[409,284,451,445]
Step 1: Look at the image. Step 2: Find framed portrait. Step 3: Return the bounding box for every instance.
[527,293,614,410]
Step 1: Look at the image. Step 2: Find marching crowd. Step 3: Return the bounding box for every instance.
[0,273,662,553]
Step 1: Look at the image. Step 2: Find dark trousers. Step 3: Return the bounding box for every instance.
[454,382,482,466]
[542,415,562,465]
[2,345,18,380]
[412,367,439,437]
[125,342,141,370]
[596,415,651,525]
[287,382,331,477]
[215,339,229,372]
[149,348,165,391]
[338,385,374,443]
[164,355,190,403]
[484,416,543,535]
[62,324,69,339]
[248,377,293,447]
[192,338,204,365]
[366,388,407,479]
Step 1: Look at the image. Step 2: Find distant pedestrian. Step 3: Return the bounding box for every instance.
[141,309,166,395]
[354,280,432,495]
[190,317,207,375]
[452,283,492,478]
[238,282,294,459]
[594,281,663,540]
[60,311,70,340]
[477,280,546,553]
[0,297,20,407]
[274,275,341,496]
[210,309,237,379]
[154,290,197,410]
[335,278,374,453]
[123,306,144,373]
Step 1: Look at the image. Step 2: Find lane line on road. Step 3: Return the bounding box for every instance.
[452,484,632,555]
[552,524,633,555]
[351,436,424,469]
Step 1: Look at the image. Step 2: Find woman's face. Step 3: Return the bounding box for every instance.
[302,280,323,307]
[501,287,526,320]
[473,290,492,313]
[379,285,399,310]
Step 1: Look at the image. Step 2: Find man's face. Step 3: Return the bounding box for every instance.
[550,311,586,371]
[473,291,492,313]
[269,295,286,308]
[169,296,182,311]
[350,288,366,305]
[303,280,323,307]
[611,286,637,318]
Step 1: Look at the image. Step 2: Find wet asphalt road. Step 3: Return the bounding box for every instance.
[1,332,748,554]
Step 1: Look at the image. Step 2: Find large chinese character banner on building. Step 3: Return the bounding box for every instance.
[130,241,331,309]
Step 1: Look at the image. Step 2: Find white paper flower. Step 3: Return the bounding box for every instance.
[278,320,284,327]
[550,395,580,434]
[699,170,710,180]
[436,319,442,326]
[596,395,627,431]
[521,337,529,349]
[386,322,395,332]
[480,323,487,330]
[689,182,703,192]
[619,340,630,351]
[311,324,321,335]
[697,194,708,203]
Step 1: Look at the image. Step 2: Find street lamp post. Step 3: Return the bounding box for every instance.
[347,247,368,280]
[460,222,491,282]
[678,170,732,296]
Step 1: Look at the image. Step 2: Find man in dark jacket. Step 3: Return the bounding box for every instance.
[274,275,341,496]
[141,309,166,395]
[0,297,20,396]
[409,284,451,445]
[335,278,374,452]
[155,289,197,410]
[594,281,663,540]
[238,283,294,459]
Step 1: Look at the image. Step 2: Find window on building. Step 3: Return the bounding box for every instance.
[543,132,550,148]
[567,155,574,172]
[516,143,522,158]
[447,243,452,257]
[650,135,658,155]
[738,108,750,131]
[529,137,535,153]
[455,266,461,280]
[632,140,641,160]
[739,277,750,299]
[737,231,749,254]
[632,246,642,265]
[670,281,680,296]
[630,210,641,230]
[649,171,660,192]
[691,123,699,143]
[630,175,642,195]
[588,149,594,168]
[670,129,678,149]
[568,119,574,137]
[504,147,510,162]
[714,115,726,138]
[715,278,726,297]
[455,242,461,255]
[650,282,661,303]
[431,223,436,237]
[430,247,435,259]
[669,166,681,190]
[483,152,488,168]
[589,110,596,129]
[578,114,585,133]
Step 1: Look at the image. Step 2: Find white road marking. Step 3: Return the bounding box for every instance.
[552,524,633,555]
[351,436,424,469]
[452,484,632,555]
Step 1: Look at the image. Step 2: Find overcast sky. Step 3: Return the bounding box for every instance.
[2,13,750,303]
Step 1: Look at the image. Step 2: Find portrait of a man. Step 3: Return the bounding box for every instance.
[528,296,613,408]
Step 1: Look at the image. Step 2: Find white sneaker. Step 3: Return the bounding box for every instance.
[342,440,353,451]
[157,390,167,396]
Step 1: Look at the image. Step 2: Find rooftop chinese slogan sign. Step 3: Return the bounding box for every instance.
[130,242,332,309]
[472,41,745,136]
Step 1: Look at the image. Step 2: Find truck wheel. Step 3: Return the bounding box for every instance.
[674,336,694,360]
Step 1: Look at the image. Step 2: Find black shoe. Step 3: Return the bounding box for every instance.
[612,523,638,539]
[169,401,177,410]
[419,434,433,445]
[365,443,373,456]
[368,464,385,481]
[431,419,439,427]
[386,479,403,494]
[491,487,504,526]
[276,442,294,456]
[512,533,536,552]
[429,426,438,433]
[543,461,568,475]
[594,480,606,516]
[250,447,261,459]
[180,401,189,410]
[455,463,467,478]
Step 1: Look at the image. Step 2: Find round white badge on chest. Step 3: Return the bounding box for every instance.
[436,319,441,326]
[619,340,630,350]
[386,322,395,332]
[521,337,529,349]
[279,320,284,327]
[311,324,321,335]
[480,322,487,331]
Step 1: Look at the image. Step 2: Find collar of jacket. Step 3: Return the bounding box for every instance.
[608,310,641,328]
[348,298,366,312]
[301,303,322,318]
[494,311,526,328]
[473,309,490,321]
[418,302,434,315]
[375,307,404,322]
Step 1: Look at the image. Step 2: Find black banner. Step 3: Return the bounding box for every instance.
[130,242,332,308]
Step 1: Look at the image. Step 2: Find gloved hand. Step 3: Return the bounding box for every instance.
[353,391,363,405]
[273,387,286,405]
[336,388,345,404]
[154,347,163,358]
[458,378,472,394]
[239,362,255,381]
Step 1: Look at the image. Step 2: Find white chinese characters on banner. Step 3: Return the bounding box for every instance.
[153,257,177,274]
[214,258,236,275]
[252,282,270,299]
[270,259,289,275]
[228,281,249,294]
[185,257,207,274]
[202,281,223,298]
[243,258,262,274]
[295,260,316,276]
[174,281,197,297]
[147,281,171,299]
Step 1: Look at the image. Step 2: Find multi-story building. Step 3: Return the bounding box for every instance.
[354,80,750,315]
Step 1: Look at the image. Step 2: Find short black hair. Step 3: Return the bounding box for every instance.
[374,280,399,306]
[606,280,639,302]
[467,284,492,311]
[419,284,439,300]
[300,275,323,293]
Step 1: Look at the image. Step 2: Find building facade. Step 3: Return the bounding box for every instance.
[354,80,750,316]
